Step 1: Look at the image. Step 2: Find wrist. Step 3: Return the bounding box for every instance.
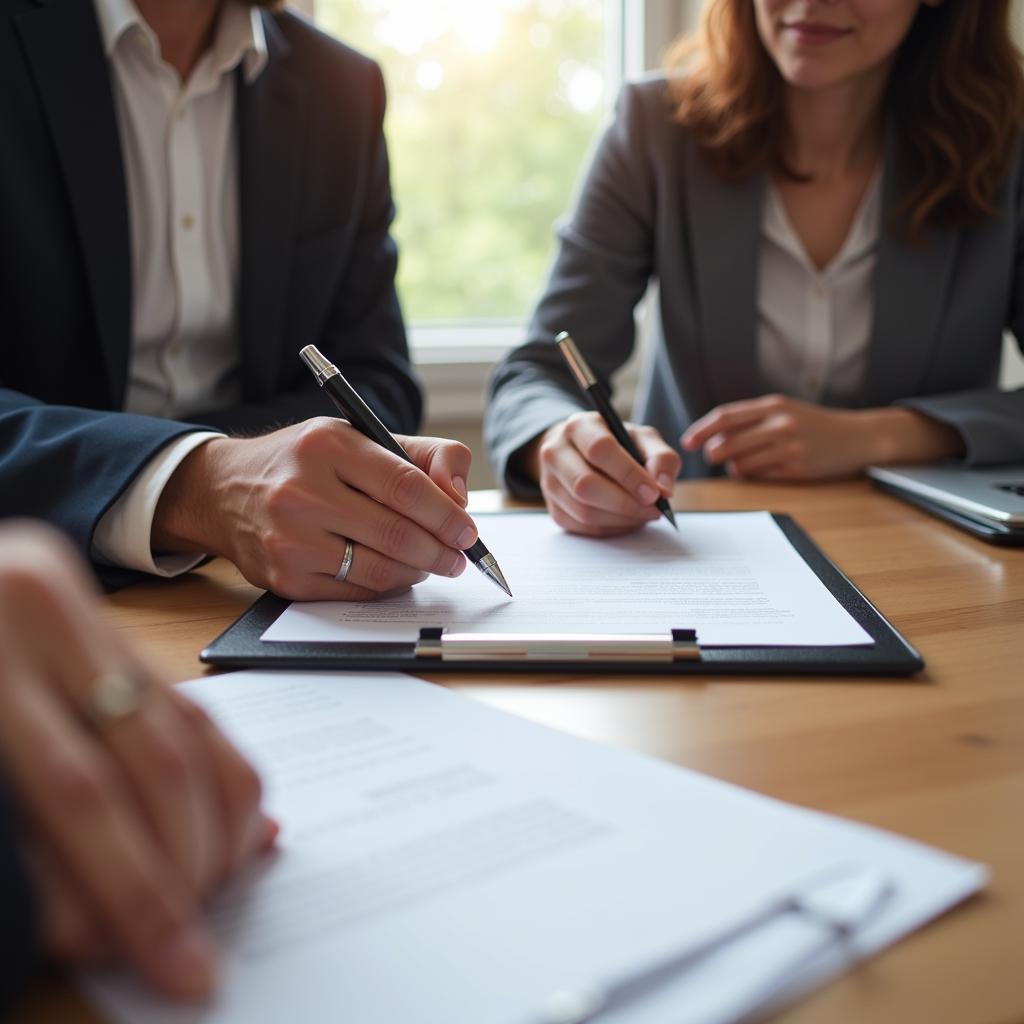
[858,408,966,465]
[152,438,232,554]
[514,429,553,484]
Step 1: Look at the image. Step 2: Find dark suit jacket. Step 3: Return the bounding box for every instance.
[486,79,1024,494]
[1,1,422,585]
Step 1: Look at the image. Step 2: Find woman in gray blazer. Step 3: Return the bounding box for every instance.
[486,0,1024,537]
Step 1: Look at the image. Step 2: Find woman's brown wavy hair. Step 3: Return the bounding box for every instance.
[666,1,1024,236]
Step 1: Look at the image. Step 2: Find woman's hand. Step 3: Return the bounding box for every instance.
[522,411,680,536]
[0,523,274,1001]
[682,396,965,480]
[153,418,479,601]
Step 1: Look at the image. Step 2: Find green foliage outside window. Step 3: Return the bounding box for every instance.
[316,0,607,323]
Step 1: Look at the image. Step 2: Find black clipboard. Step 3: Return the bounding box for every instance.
[200,513,923,676]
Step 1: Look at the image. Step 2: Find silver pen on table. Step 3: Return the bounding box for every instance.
[300,345,512,597]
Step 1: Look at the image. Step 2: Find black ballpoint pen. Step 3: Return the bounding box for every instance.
[299,344,512,597]
[555,331,678,530]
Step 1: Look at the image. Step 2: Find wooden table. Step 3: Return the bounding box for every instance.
[14,480,1024,1024]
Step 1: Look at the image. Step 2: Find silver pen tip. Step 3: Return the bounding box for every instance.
[476,557,512,597]
[488,567,513,598]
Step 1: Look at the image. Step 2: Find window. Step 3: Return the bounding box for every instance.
[315,0,616,348]
[306,2,688,441]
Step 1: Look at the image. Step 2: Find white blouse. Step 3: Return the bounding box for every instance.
[757,167,883,406]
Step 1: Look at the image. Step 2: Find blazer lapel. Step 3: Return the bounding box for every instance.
[682,146,764,407]
[237,14,305,401]
[864,130,960,405]
[15,0,131,408]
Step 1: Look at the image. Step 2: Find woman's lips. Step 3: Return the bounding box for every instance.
[782,21,853,46]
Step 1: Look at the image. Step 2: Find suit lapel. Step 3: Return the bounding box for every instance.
[682,146,764,407]
[15,0,131,408]
[864,129,960,405]
[237,14,305,401]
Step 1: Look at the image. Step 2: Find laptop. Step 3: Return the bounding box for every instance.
[866,463,1024,546]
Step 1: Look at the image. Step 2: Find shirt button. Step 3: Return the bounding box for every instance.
[168,342,182,358]
[805,373,820,391]
[813,282,827,299]
[180,214,195,230]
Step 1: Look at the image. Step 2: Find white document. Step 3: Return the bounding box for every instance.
[81,671,984,1024]
[261,511,872,647]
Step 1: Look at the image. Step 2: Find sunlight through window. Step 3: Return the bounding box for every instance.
[317,0,611,325]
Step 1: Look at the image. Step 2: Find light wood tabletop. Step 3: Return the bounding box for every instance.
[12,479,1023,1024]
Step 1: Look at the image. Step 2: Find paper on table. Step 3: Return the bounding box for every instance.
[80,671,985,1024]
[261,511,873,647]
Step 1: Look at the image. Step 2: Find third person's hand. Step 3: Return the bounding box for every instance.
[0,523,273,1001]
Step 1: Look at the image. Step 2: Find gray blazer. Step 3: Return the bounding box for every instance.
[486,77,1024,496]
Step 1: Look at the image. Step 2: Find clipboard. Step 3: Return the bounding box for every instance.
[200,513,923,676]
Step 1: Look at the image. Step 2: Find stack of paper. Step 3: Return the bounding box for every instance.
[81,671,984,1023]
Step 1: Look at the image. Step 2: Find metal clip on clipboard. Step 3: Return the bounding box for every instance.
[414,628,700,663]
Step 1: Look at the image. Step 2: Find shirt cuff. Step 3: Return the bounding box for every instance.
[91,432,224,577]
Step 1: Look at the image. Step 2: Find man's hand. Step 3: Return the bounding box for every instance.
[682,395,965,480]
[152,418,479,600]
[521,411,679,537]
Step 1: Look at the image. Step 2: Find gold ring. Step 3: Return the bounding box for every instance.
[86,669,149,729]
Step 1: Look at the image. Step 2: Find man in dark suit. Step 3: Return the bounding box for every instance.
[1,0,480,600]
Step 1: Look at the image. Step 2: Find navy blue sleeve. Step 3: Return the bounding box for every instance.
[0,389,206,587]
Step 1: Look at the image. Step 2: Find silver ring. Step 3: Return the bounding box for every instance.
[335,538,355,582]
[86,669,149,729]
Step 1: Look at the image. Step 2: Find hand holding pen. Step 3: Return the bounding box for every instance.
[301,346,511,596]
[150,353,495,601]
[518,332,680,538]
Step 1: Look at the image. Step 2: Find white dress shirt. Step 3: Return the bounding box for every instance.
[90,0,267,576]
[758,166,882,405]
